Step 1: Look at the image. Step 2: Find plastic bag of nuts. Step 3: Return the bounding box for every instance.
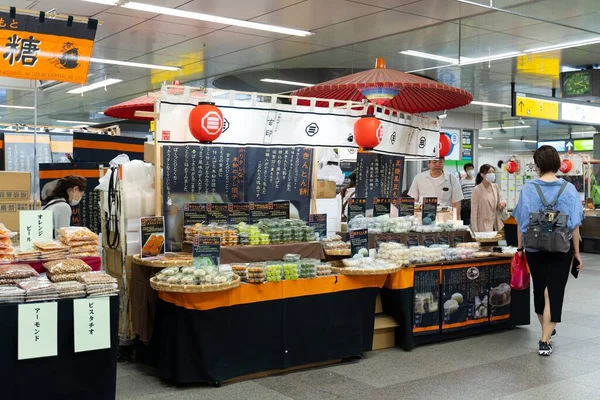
[43,259,92,275]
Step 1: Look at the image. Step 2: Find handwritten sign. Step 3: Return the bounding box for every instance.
[18,302,58,360]
[19,210,52,251]
[74,297,111,352]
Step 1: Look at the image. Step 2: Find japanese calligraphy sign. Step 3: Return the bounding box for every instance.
[18,302,58,360]
[73,297,111,352]
[355,152,404,211]
[0,11,97,83]
[19,210,52,251]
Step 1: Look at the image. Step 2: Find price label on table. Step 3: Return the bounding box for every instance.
[74,297,111,353]
[18,302,58,360]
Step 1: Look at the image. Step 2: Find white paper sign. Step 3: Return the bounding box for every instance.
[18,302,58,360]
[19,210,53,251]
[73,297,111,353]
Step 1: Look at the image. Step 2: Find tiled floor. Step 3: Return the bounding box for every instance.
[117,253,600,399]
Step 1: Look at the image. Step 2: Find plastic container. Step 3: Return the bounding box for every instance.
[316,263,332,276]
[247,262,265,283]
[299,259,317,278]
[265,263,283,282]
[283,262,299,280]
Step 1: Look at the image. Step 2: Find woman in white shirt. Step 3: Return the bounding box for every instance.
[42,175,87,237]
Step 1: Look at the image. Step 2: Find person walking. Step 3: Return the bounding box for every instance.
[512,145,584,356]
[460,163,476,225]
[470,164,506,232]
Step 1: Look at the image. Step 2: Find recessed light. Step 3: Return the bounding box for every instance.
[481,125,531,131]
[400,50,460,64]
[56,120,100,125]
[260,78,314,87]
[67,78,123,94]
[509,139,537,143]
[470,101,512,109]
[90,58,181,71]
[0,104,35,110]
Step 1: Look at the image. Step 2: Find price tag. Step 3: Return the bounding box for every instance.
[193,236,221,266]
[309,214,327,240]
[18,302,58,360]
[19,210,53,251]
[74,297,111,352]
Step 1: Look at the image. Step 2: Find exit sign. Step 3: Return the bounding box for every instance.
[574,139,593,152]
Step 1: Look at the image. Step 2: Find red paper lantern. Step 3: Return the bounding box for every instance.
[560,159,572,173]
[188,102,224,142]
[353,115,383,149]
[506,160,518,174]
[438,133,451,158]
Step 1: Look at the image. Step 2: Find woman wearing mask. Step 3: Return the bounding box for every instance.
[512,146,583,356]
[42,175,87,237]
[470,164,506,232]
[460,163,476,225]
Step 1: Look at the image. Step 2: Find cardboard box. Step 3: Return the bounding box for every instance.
[144,142,163,165]
[316,180,337,199]
[0,172,31,202]
[0,201,37,232]
[375,294,383,314]
[372,314,399,351]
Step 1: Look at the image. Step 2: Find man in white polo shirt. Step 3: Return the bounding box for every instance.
[408,158,463,216]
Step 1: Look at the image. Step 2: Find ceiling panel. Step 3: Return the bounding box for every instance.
[346,0,424,8]
[395,0,486,21]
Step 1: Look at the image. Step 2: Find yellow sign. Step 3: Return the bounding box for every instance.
[517,54,560,79]
[150,52,203,84]
[150,120,155,133]
[515,94,560,121]
[0,11,96,84]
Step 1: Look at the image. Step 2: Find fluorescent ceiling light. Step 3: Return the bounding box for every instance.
[406,64,455,73]
[460,52,522,65]
[83,0,313,37]
[470,101,512,109]
[260,78,314,87]
[56,120,99,125]
[67,78,123,94]
[97,111,105,115]
[509,139,537,143]
[400,50,460,64]
[480,125,531,131]
[525,38,600,54]
[573,130,597,134]
[0,104,35,110]
[478,137,494,140]
[90,57,181,71]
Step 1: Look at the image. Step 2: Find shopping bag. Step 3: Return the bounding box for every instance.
[510,252,530,290]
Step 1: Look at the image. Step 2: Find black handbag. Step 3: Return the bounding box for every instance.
[523,181,571,253]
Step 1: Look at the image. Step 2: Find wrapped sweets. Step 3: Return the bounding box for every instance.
[0,264,38,283]
[58,227,99,248]
[43,259,92,275]
[77,272,119,297]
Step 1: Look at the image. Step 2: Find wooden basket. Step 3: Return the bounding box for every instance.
[133,253,193,268]
[150,274,241,293]
[331,265,403,276]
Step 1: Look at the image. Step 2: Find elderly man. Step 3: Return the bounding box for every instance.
[408,158,463,215]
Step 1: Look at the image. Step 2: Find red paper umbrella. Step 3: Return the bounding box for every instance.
[292,58,472,113]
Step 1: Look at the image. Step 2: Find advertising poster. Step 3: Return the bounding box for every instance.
[489,263,512,323]
[183,203,207,227]
[140,217,165,258]
[413,267,441,336]
[399,197,415,217]
[441,265,490,332]
[349,229,369,257]
[348,197,367,220]
[192,236,221,266]
[422,197,438,226]
[374,197,392,217]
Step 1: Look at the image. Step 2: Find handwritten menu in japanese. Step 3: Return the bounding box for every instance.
[309,214,327,240]
[269,201,290,219]
[73,297,111,353]
[349,229,369,257]
[228,203,250,224]
[140,217,165,258]
[183,203,207,227]
[206,203,229,225]
[192,236,221,266]
[19,210,52,251]
[356,153,405,210]
[399,197,415,217]
[413,268,441,336]
[18,302,58,360]
[422,197,438,226]
[348,197,367,220]
[374,197,391,217]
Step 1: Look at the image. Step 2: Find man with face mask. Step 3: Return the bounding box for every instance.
[460,163,476,225]
[408,157,464,215]
[42,175,87,237]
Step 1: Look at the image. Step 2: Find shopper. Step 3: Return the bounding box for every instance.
[408,157,463,214]
[512,145,584,357]
[470,164,506,232]
[460,163,476,224]
[42,175,88,237]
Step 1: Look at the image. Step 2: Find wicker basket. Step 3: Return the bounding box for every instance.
[133,253,193,268]
[150,274,241,293]
[331,265,403,276]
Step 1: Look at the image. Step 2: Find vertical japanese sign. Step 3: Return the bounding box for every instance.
[73,297,111,353]
[355,152,404,210]
[18,302,58,360]
[0,11,97,83]
[19,210,52,251]
[140,217,165,258]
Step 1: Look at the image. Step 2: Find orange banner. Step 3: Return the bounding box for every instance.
[0,12,96,83]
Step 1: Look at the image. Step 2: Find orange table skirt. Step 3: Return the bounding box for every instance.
[159,274,387,311]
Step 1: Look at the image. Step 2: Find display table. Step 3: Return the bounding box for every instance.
[381,258,530,351]
[143,275,385,385]
[581,212,600,253]
[0,296,119,400]
[10,256,102,274]
[181,242,325,263]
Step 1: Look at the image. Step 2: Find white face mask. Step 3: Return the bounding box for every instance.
[485,173,496,183]
[69,192,82,206]
[467,170,475,177]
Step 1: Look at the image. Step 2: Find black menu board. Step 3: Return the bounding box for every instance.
[407,233,420,248]
[228,203,249,224]
[356,153,404,210]
[422,197,438,226]
[349,229,369,257]
[249,202,270,224]
[374,197,391,217]
[452,232,465,245]
[438,233,450,246]
[489,263,511,323]
[441,265,490,332]
[269,201,290,220]
[348,197,367,220]
[423,234,436,248]
[183,203,208,226]
[207,203,229,225]
[309,214,327,240]
[192,236,221,266]
[399,197,415,217]
[413,267,441,336]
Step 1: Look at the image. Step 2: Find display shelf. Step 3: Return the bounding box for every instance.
[181,241,325,264]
